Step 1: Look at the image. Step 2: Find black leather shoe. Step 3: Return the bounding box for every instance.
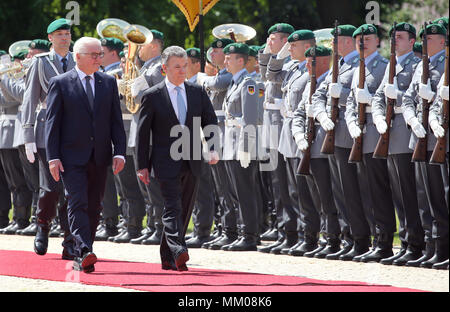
[405,242,435,267]
[420,240,449,269]
[257,239,283,253]
[283,239,304,255]
[314,236,341,259]
[34,223,50,256]
[201,234,224,249]
[352,249,374,262]
[432,259,449,270]
[114,230,140,243]
[2,222,27,235]
[17,222,38,236]
[186,235,214,248]
[108,232,123,242]
[73,252,97,273]
[339,243,370,261]
[62,246,76,260]
[260,228,278,241]
[360,247,393,263]
[209,234,238,250]
[175,251,189,271]
[141,230,162,245]
[130,230,153,244]
[304,245,325,258]
[393,247,424,266]
[380,248,407,265]
[289,241,318,257]
[325,244,352,260]
[161,260,177,271]
[49,224,62,237]
[221,237,242,251]
[228,236,257,251]
[270,235,298,255]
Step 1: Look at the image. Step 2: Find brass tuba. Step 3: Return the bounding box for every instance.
[96,18,130,43]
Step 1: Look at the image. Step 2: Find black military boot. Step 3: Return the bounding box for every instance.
[260,227,278,241]
[432,259,449,270]
[282,235,304,255]
[360,233,394,263]
[380,242,408,265]
[18,216,38,236]
[339,237,370,261]
[34,219,51,256]
[314,234,341,259]
[289,232,318,257]
[130,227,153,245]
[95,218,119,241]
[420,239,449,269]
[228,234,258,251]
[113,217,142,243]
[270,232,298,255]
[405,240,435,267]
[209,233,239,250]
[326,238,353,260]
[202,233,225,249]
[142,226,163,245]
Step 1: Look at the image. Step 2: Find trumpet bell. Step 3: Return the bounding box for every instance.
[212,23,256,43]
[9,40,32,58]
[96,18,131,43]
[313,28,334,49]
[123,24,153,46]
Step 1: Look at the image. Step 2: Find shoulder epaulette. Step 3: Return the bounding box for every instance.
[33,52,51,58]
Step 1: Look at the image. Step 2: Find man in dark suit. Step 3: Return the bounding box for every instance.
[136,46,219,271]
[45,37,126,273]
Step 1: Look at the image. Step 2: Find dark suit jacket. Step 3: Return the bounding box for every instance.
[45,68,126,166]
[136,80,218,179]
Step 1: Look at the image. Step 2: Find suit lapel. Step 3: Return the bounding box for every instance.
[161,84,180,125]
[184,82,194,128]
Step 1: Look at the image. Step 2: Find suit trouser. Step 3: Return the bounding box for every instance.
[225,160,259,237]
[388,153,424,248]
[334,147,371,238]
[328,154,352,240]
[191,162,215,237]
[18,145,40,220]
[0,161,11,224]
[157,162,199,262]
[36,148,72,248]
[420,153,449,240]
[362,153,396,237]
[61,156,108,258]
[288,157,321,235]
[0,149,32,224]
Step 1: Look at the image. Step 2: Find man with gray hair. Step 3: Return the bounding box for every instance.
[136,46,219,271]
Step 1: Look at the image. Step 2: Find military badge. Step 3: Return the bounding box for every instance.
[161,67,166,76]
[230,45,235,52]
[217,40,223,48]
[431,25,437,34]
[259,88,265,98]
[293,33,299,40]
[30,42,36,48]
[248,85,255,95]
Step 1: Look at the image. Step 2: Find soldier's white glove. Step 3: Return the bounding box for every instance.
[373,114,388,134]
[355,84,372,104]
[440,85,449,101]
[317,112,335,131]
[384,78,399,100]
[277,42,290,59]
[25,142,37,163]
[419,79,436,102]
[294,132,308,151]
[238,151,251,168]
[348,122,362,139]
[329,82,343,99]
[305,103,314,118]
[263,38,271,54]
[196,72,208,86]
[430,119,445,138]
[409,117,427,138]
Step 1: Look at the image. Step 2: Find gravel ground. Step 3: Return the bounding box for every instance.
[0,235,448,292]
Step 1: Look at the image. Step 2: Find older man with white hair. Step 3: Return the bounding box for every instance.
[45,36,127,273]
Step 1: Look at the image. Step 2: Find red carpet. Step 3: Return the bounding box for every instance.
[0,250,423,292]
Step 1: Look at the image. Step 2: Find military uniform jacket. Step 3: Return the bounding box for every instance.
[278,63,309,158]
[0,88,20,149]
[292,72,329,159]
[0,76,27,147]
[402,49,446,151]
[259,52,290,149]
[372,51,421,154]
[222,69,259,161]
[312,51,360,149]
[429,75,449,152]
[248,71,265,126]
[203,68,233,148]
[345,52,389,154]
[129,55,164,148]
[21,50,75,148]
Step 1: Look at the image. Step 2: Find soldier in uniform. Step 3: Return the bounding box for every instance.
[184,47,216,247]
[257,23,295,249]
[402,22,448,268]
[21,18,75,258]
[370,23,425,265]
[127,29,166,245]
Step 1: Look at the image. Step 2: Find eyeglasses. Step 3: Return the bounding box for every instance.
[79,52,105,59]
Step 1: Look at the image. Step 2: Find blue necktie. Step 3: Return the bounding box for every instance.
[85,76,95,111]
[175,86,186,125]
[62,57,68,72]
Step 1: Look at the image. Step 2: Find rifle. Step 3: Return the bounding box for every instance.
[321,20,340,154]
[373,22,397,159]
[412,22,430,162]
[348,31,366,163]
[297,45,317,175]
[429,24,449,165]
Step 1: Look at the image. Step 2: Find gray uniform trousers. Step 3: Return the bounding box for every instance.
[0,165,10,226]
[191,162,215,237]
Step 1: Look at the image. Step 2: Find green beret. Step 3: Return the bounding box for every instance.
[288,29,315,42]
[0,50,7,57]
[223,43,249,55]
[331,25,357,37]
[268,23,295,35]
[413,42,423,53]
[211,38,234,49]
[119,51,125,58]
[101,37,124,52]
[151,30,164,40]
[352,24,378,38]
[389,22,416,37]
[304,45,332,57]
[419,23,447,38]
[12,50,28,61]
[186,47,201,59]
[433,17,449,29]
[47,18,71,34]
[29,39,51,51]
[249,45,260,57]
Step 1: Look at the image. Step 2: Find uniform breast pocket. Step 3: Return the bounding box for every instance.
[227,94,241,116]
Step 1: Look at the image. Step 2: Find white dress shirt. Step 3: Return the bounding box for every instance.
[165,77,188,121]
